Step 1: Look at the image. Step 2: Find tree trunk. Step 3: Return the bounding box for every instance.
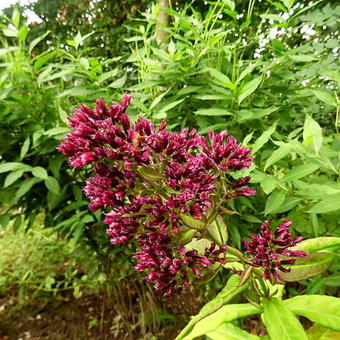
[155,0,170,49]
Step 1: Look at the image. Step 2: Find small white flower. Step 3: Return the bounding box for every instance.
[301,79,311,87]
[281,12,289,21]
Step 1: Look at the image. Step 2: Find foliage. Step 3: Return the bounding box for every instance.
[2,0,153,59]
[0,0,339,338]
[0,10,130,259]
[175,235,340,339]
[0,222,104,300]
[125,0,340,244]
[58,95,340,338]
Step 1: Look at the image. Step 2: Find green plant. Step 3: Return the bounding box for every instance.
[58,93,340,338]
[0,10,126,250]
[124,0,339,243]
[0,222,104,300]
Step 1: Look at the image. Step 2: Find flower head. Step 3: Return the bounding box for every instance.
[57,95,255,295]
[244,220,307,282]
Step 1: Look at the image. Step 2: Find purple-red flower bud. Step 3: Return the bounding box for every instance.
[244,220,307,282]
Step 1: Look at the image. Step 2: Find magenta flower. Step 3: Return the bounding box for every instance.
[134,232,226,296]
[244,220,307,282]
[57,95,255,295]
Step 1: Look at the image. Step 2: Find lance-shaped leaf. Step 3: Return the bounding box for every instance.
[137,166,165,181]
[307,324,340,340]
[185,238,212,254]
[180,213,206,231]
[178,228,197,246]
[281,252,336,282]
[206,216,228,246]
[284,295,340,331]
[206,323,261,340]
[180,303,260,340]
[262,297,308,340]
[290,237,340,253]
[175,275,250,340]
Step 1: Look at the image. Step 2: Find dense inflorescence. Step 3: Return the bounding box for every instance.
[244,220,307,282]
[58,95,256,294]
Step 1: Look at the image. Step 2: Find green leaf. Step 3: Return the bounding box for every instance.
[15,178,39,200]
[44,176,60,194]
[34,50,57,70]
[0,214,10,229]
[200,123,229,134]
[29,30,51,54]
[269,197,301,214]
[206,216,228,246]
[291,237,340,253]
[236,63,258,84]
[262,297,308,340]
[31,166,48,179]
[181,304,260,340]
[2,28,18,38]
[238,77,262,105]
[307,194,340,213]
[303,115,323,154]
[18,25,28,42]
[228,217,241,248]
[282,163,319,182]
[207,323,260,340]
[0,47,19,56]
[159,98,185,115]
[4,170,24,187]
[178,228,197,246]
[237,107,278,123]
[310,90,337,106]
[289,55,315,62]
[177,86,202,96]
[180,214,206,231]
[284,295,340,331]
[0,162,22,173]
[138,166,164,181]
[47,191,63,211]
[206,67,235,90]
[13,214,22,233]
[97,68,118,84]
[108,74,127,88]
[195,108,234,116]
[252,123,277,154]
[175,275,250,340]
[12,8,20,27]
[44,127,70,137]
[56,86,92,98]
[260,176,277,194]
[39,68,74,83]
[149,89,171,110]
[185,238,213,254]
[264,190,286,215]
[20,137,30,160]
[264,144,292,170]
[281,252,336,282]
[307,324,340,340]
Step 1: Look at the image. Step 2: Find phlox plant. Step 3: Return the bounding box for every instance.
[58,95,340,339]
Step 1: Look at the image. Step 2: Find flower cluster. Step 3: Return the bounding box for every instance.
[134,232,227,296]
[244,220,307,282]
[58,95,255,294]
